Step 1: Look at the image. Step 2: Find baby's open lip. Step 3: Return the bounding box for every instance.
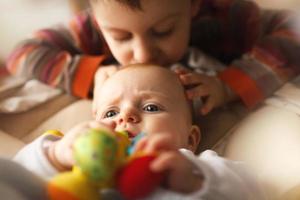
[127,130,135,138]
[120,130,136,139]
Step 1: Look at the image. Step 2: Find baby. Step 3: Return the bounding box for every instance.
[14,64,266,199]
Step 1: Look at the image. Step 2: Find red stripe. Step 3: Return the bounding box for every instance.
[6,45,36,74]
[218,67,264,108]
[48,53,69,86]
[0,66,9,77]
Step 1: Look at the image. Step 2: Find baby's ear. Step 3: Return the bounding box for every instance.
[188,125,201,152]
[92,101,97,117]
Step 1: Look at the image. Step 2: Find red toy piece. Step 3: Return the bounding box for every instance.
[117,155,165,200]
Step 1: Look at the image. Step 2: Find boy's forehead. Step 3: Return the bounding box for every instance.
[92,0,189,21]
[93,0,142,10]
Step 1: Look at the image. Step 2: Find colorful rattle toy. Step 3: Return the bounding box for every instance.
[47,128,165,200]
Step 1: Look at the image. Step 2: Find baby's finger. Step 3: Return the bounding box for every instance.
[179,73,208,86]
[63,121,91,141]
[143,134,175,153]
[133,136,149,153]
[171,64,190,75]
[99,120,117,130]
[186,85,209,99]
[150,152,179,173]
[201,96,215,115]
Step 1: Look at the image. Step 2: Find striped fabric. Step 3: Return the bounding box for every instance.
[6,0,300,109]
[6,11,109,98]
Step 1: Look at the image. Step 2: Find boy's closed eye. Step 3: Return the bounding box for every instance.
[150,27,174,38]
[109,29,132,42]
[151,14,179,38]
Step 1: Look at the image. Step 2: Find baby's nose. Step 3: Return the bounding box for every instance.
[118,115,139,124]
[117,111,140,125]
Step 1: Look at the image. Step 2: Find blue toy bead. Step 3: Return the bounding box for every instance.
[127,132,146,155]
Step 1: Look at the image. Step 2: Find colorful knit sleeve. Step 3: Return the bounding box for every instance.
[6,10,108,98]
[193,0,300,108]
[219,8,300,108]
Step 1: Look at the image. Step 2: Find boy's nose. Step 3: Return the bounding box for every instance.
[133,39,157,63]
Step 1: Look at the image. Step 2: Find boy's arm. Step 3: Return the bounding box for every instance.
[6,10,109,98]
[218,5,300,108]
[194,0,300,108]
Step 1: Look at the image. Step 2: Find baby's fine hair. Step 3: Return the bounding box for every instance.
[90,0,142,10]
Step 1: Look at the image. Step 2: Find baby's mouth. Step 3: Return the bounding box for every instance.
[126,130,135,139]
[117,129,137,139]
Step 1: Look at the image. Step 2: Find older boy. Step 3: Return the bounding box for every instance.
[6,0,300,115]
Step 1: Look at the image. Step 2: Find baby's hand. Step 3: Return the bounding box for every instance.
[47,121,115,171]
[174,67,231,115]
[135,134,204,193]
[151,151,204,193]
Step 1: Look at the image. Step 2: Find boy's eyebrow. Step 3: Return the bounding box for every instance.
[105,27,129,33]
[153,13,181,26]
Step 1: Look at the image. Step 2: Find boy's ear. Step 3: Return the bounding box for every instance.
[188,125,201,152]
[191,0,202,18]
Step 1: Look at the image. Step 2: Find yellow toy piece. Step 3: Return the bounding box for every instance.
[47,128,131,200]
[48,167,99,200]
[43,130,64,137]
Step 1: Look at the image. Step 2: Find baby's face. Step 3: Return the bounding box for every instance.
[94,66,200,150]
[91,0,200,66]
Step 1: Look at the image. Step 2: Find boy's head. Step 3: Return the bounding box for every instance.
[90,0,201,66]
[90,0,142,10]
[93,64,201,152]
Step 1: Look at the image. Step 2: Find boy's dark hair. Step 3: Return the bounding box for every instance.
[90,0,142,10]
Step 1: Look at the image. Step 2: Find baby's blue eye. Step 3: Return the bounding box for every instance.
[104,110,118,118]
[143,104,160,112]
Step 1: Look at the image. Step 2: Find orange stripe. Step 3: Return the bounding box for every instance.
[273,29,300,43]
[48,184,78,200]
[72,55,106,98]
[218,67,264,108]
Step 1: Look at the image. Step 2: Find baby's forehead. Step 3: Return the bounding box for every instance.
[114,65,180,82]
[108,66,181,92]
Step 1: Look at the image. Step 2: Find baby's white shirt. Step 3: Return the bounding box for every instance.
[14,135,267,200]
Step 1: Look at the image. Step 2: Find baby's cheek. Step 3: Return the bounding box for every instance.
[147,119,184,148]
[147,117,172,132]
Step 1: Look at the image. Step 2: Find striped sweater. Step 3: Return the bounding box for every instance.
[6,0,300,109]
